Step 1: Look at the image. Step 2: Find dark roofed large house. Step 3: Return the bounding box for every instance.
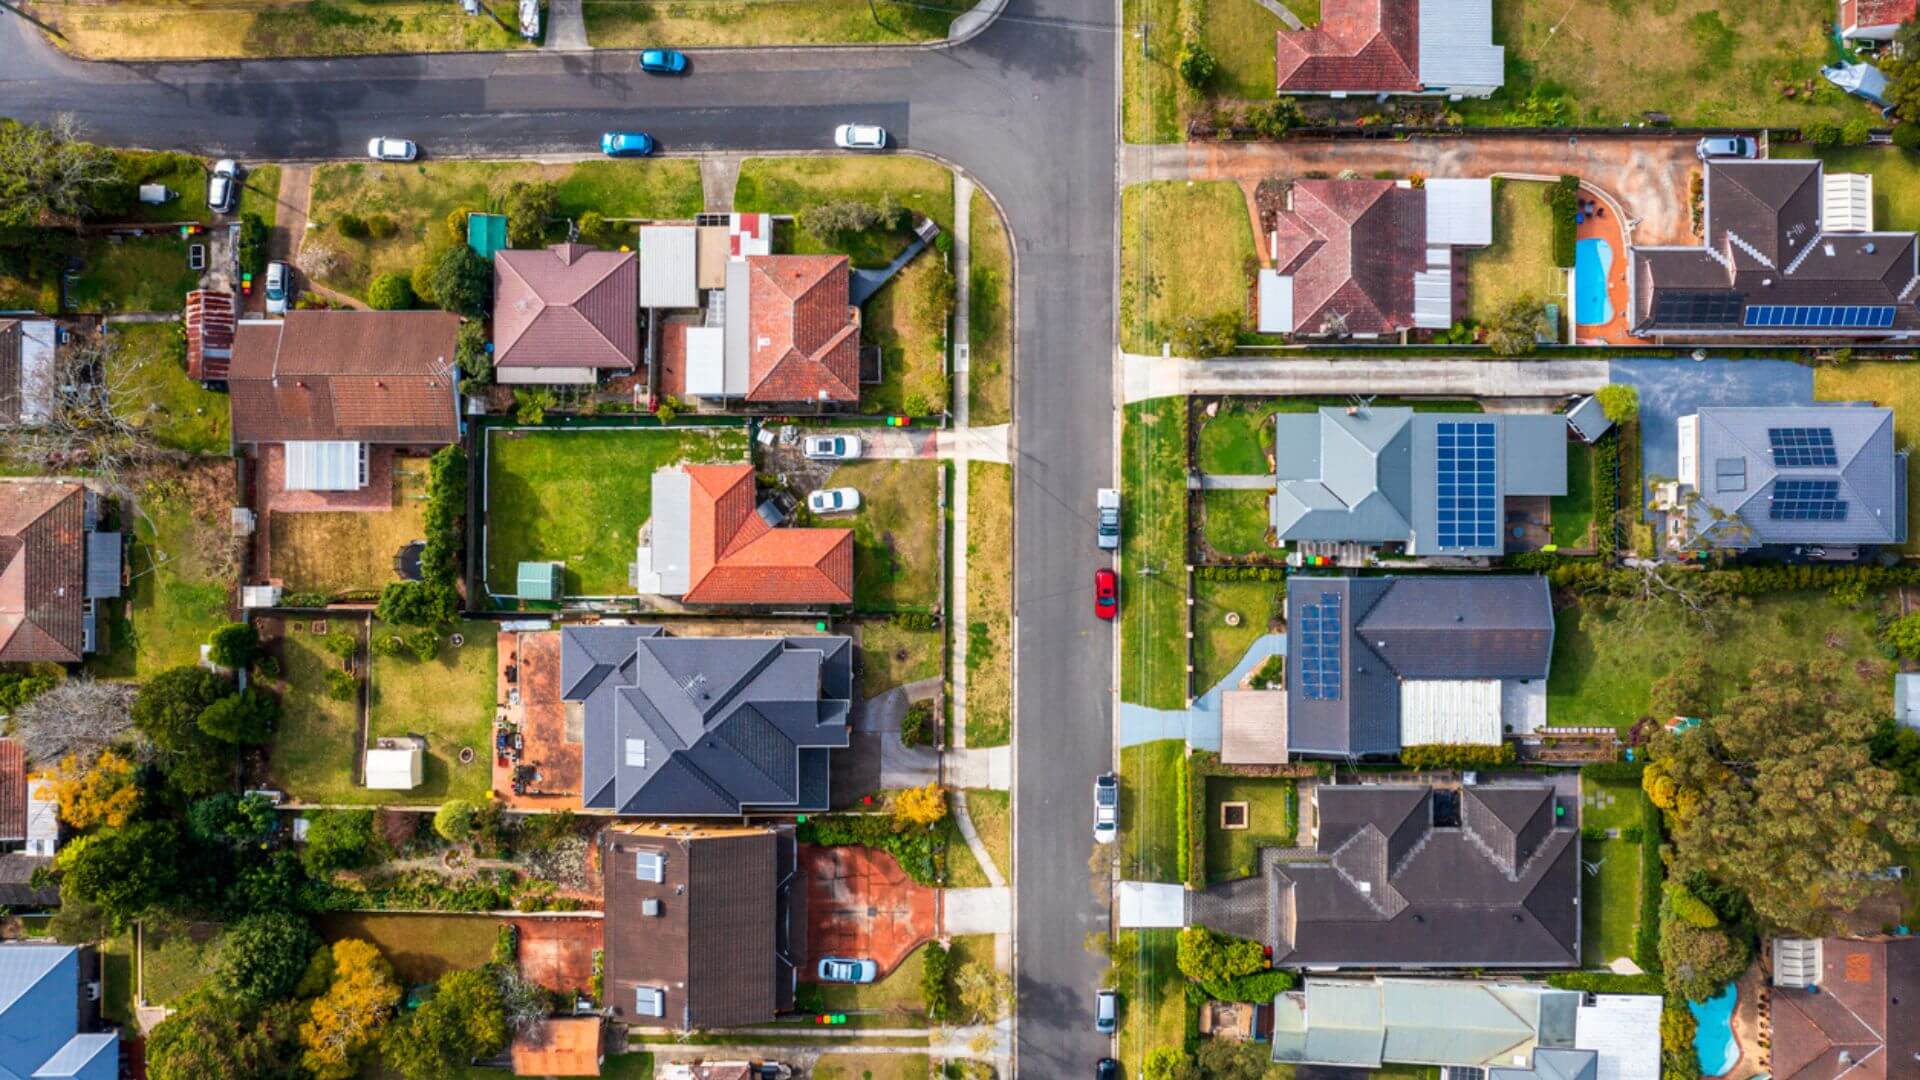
[601,823,803,1031]
[563,625,852,816]
[1275,0,1503,98]
[1768,937,1919,1080]
[0,480,120,664]
[1629,160,1920,340]
[493,243,639,385]
[1190,781,1581,969]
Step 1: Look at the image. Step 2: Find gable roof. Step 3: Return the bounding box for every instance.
[1273,181,1427,335]
[227,311,460,446]
[493,244,639,372]
[0,944,118,1080]
[1276,0,1421,93]
[1684,405,1905,548]
[674,464,854,606]
[744,256,860,404]
[0,481,87,664]
[1270,978,1581,1068]
[184,290,235,382]
[0,741,22,844]
[1768,937,1919,1080]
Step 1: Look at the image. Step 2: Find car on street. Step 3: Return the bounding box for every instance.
[206,159,239,214]
[639,48,688,73]
[1696,135,1756,160]
[808,487,861,515]
[834,123,888,150]
[367,137,418,161]
[1097,1060,1120,1080]
[1094,989,1117,1034]
[817,957,877,984]
[1093,772,1118,843]
[1096,488,1120,549]
[264,260,292,314]
[802,434,863,460]
[601,131,656,158]
[1093,566,1118,621]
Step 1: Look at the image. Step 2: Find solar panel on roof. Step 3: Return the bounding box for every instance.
[1769,479,1848,521]
[1654,291,1744,326]
[1435,421,1499,551]
[1768,427,1837,468]
[1297,590,1344,702]
[1742,304,1897,329]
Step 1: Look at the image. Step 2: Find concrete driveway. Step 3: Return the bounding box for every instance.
[1608,358,1814,496]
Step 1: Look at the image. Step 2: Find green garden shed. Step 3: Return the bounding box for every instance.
[517,561,563,601]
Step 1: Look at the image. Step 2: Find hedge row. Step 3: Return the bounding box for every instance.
[1199,968,1296,1003]
[1399,743,1518,769]
[1179,750,1201,889]
[1195,566,1288,581]
[1545,970,1664,995]
[1634,788,1665,973]
[1551,176,1580,268]
[1592,433,1620,560]
[1545,561,1920,596]
[1579,761,1647,782]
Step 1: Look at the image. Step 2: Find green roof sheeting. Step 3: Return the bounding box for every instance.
[468,213,508,259]
[517,561,563,600]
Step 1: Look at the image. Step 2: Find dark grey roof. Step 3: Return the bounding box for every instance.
[1286,575,1555,757]
[1565,396,1613,443]
[83,532,119,600]
[1192,783,1581,969]
[0,854,58,908]
[565,626,852,816]
[1684,405,1905,548]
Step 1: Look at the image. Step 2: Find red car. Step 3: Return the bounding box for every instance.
[1094,567,1119,620]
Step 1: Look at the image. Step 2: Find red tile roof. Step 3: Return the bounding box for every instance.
[745,256,860,404]
[1842,0,1916,31]
[680,464,853,605]
[1276,0,1422,94]
[0,739,24,843]
[1273,180,1426,335]
[184,290,236,382]
[493,244,639,372]
[227,311,461,446]
[0,480,87,664]
[1769,938,1920,1080]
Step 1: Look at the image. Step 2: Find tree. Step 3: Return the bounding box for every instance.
[1659,917,1749,1002]
[494,965,551,1041]
[405,626,440,662]
[1175,926,1264,983]
[376,580,458,627]
[1664,882,1721,929]
[208,622,259,670]
[427,244,492,316]
[0,115,126,226]
[0,671,58,713]
[919,940,954,1022]
[214,912,323,1008]
[1171,312,1239,358]
[7,674,134,767]
[799,195,905,240]
[1485,295,1549,356]
[299,939,401,1080]
[1178,41,1217,88]
[147,995,304,1080]
[187,792,277,848]
[8,330,174,485]
[55,819,186,927]
[1144,1047,1200,1080]
[1886,612,1920,658]
[455,319,492,389]
[1895,123,1920,152]
[43,750,140,830]
[891,783,948,829]
[1197,1040,1274,1080]
[198,688,280,744]
[1595,383,1640,424]
[953,961,1012,1024]
[134,666,231,748]
[379,968,506,1080]
[504,181,558,247]
[302,810,376,877]
[367,272,416,310]
[433,799,476,844]
[1648,659,1711,719]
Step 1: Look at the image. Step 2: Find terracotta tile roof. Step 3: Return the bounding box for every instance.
[1276,0,1422,93]
[510,1017,602,1077]
[0,480,87,664]
[679,464,853,605]
[184,290,236,382]
[1275,180,1425,335]
[0,739,24,843]
[1769,938,1920,1080]
[227,311,460,446]
[1844,0,1917,29]
[494,243,639,372]
[745,256,860,404]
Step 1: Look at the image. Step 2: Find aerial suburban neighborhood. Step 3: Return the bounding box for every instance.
[2,0,1920,1079]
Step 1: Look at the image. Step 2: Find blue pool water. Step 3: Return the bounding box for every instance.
[1688,983,1739,1077]
[1575,237,1614,326]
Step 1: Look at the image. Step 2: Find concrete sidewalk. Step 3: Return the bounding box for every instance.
[943,886,1013,934]
[1123,354,1610,403]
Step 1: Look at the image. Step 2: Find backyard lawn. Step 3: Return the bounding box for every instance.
[860,257,951,417]
[1191,578,1283,694]
[1121,740,1185,884]
[308,159,702,299]
[1467,180,1561,326]
[1581,839,1641,969]
[366,620,498,804]
[966,462,1013,747]
[733,156,955,269]
[1121,400,1190,710]
[1204,0,1288,101]
[27,0,527,59]
[1120,181,1256,354]
[1816,362,1920,553]
[1582,777,1645,835]
[484,425,749,599]
[267,456,429,598]
[585,0,963,47]
[968,188,1014,427]
[1551,440,1596,549]
[823,460,942,612]
[140,921,222,1005]
[856,619,943,699]
[269,619,366,803]
[966,789,1011,884]
[1202,490,1271,557]
[68,233,203,314]
[106,322,229,454]
[315,912,501,984]
[1204,776,1293,883]
[98,935,133,1026]
[91,465,234,679]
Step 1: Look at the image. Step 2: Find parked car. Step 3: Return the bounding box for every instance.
[206,159,239,214]
[817,957,877,984]
[1096,487,1120,550]
[802,434,863,460]
[367,137,418,161]
[601,131,656,158]
[1093,566,1118,621]
[264,260,292,315]
[1696,135,1756,160]
[1094,989,1117,1034]
[1097,1060,1120,1080]
[639,48,688,73]
[808,487,861,515]
[834,123,887,150]
[1093,772,1118,843]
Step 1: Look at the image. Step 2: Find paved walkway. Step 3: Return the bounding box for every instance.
[1252,0,1306,28]
[1198,474,1270,489]
[701,156,740,214]
[944,746,1010,790]
[943,886,1012,934]
[1123,354,1611,403]
[1118,632,1286,750]
[544,0,587,50]
[952,790,1007,888]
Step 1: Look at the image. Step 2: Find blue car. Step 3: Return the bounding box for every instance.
[600,131,656,157]
[639,48,687,73]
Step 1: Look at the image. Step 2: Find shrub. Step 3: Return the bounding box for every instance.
[209,621,260,669]
[236,213,268,281]
[1175,927,1264,984]
[454,320,491,389]
[1550,177,1579,268]
[253,654,281,679]
[375,580,457,627]
[1178,42,1217,88]
[514,387,556,425]
[325,669,358,702]
[1595,383,1640,423]
[302,810,376,875]
[366,272,415,310]
[323,630,358,660]
[920,941,954,1021]
[800,195,905,240]
[1206,968,1295,1003]
[1843,117,1874,145]
[372,634,407,659]
[1172,312,1240,358]
[427,244,491,316]
[1546,971,1665,995]
[197,688,279,744]
[433,800,476,843]
[900,702,935,747]
[404,627,439,662]
[336,213,370,240]
[505,181,558,247]
[1399,743,1517,769]
[365,213,399,240]
[1895,123,1920,151]
[1665,882,1721,928]
[420,444,466,589]
[796,812,957,886]
[1636,792,1665,973]
[1803,120,1842,148]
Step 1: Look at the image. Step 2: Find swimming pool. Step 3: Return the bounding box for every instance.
[1688,982,1739,1077]
[1576,237,1614,326]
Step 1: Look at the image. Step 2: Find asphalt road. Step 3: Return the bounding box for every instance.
[0,5,1120,1075]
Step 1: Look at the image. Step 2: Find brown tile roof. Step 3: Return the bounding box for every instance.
[1276,0,1421,94]
[494,244,639,372]
[0,739,24,843]
[510,1017,602,1077]
[0,320,21,425]
[1844,0,1917,29]
[680,464,854,606]
[1770,938,1920,1080]
[0,480,87,664]
[745,256,860,404]
[184,290,236,382]
[1274,180,1426,335]
[227,311,461,445]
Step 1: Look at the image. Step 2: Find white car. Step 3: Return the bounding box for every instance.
[1093,772,1118,844]
[817,957,877,984]
[264,260,292,315]
[834,124,887,150]
[1696,135,1756,160]
[367,137,418,162]
[808,487,861,515]
[207,159,239,214]
[802,434,863,460]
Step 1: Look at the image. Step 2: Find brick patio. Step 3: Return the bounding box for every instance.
[511,916,603,996]
[801,845,936,979]
[493,629,583,811]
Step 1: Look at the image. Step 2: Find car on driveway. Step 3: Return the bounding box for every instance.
[834,123,887,150]
[1696,135,1756,160]
[601,131,656,158]
[802,434,863,460]
[1093,567,1118,621]
[206,159,239,214]
[264,260,292,315]
[1093,772,1118,843]
[639,48,688,73]
[367,137,417,161]
[1095,989,1117,1034]
[808,487,861,515]
[817,957,877,984]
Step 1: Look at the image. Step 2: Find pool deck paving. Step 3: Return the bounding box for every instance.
[1574,203,1645,346]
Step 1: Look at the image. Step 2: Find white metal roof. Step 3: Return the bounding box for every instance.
[1117,882,1187,928]
[284,441,364,491]
[639,225,699,309]
[683,326,727,397]
[1399,679,1504,745]
[1823,173,1874,233]
[26,778,59,855]
[1425,179,1494,247]
[1413,268,1454,329]
[1416,0,1505,92]
[363,747,422,790]
[1574,994,1661,1080]
[1259,270,1295,333]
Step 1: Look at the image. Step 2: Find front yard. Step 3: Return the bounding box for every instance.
[815,933,994,1018]
[1121,399,1190,710]
[1120,181,1256,354]
[1201,490,1271,558]
[861,257,951,417]
[1816,362,1920,552]
[968,188,1014,427]
[484,425,750,600]
[365,620,498,803]
[1204,776,1293,883]
[106,322,229,454]
[966,462,1013,747]
[585,0,964,48]
[856,618,943,699]
[27,0,529,59]
[267,456,430,598]
[68,233,203,314]
[822,460,943,613]
[733,156,955,269]
[1466,179,1561,326]
[1190,578,1282,693]
[1113,929,1187,1079]
[1204,0,1290,101]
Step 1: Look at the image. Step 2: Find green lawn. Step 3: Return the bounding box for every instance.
[0,268,58,314]
[1283,0,1319,20]
[98,935,134,1026]
[68,234,202,314]
[1205,776,1294,883]
[269,620,366,803]
[239,164,284,227]
[1122,0,1187,144]
[1546,591,1889,730]
[484,426,749,599]
[1196,404,1270,475]
[366,620,497,804]
[1113,929,1187,1079]
[315,912,501,985]
[1581,839,1641,969]
[603,1054,655,1080]
[1121,740,1185,884]
[966,462,1013,747]
[106,322,229,454]
[1120,181,1256,354]
[31,0,528,59]
[1202,490,1272,557]
[1205,0,1288,101]
[90,471,233,679]
[966,789,1011,884]
[1191,578,1282,694]
[140,921,222,1005]
[116,151,217,225]
[968,188,1014,427]
[733,156,954,270]
[824,460,942,612]
[857,619,943,699]
[816,934,994,1019]
[1582,777,1645,835]
[1816,361,1920,553]
[812,1055,934,1080]
[585,0,963,47]
[1467,180,1561,325]
[861,256,951,417]
[1551,440,1596,549]
[1121,400,1190,710]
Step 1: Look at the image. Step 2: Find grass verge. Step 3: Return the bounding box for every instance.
[585,0,963,47]
[1122,0,1186,144]
[1121,740,1184,884]
[1120,181,1256,354]
[1122,400,1190,710]
[733,157,954,269]
[967,188,1014,427]
[31,0,529,59]
[1113,929,1186,1079]
[965,788,1011,884]
[966,462,1013,747]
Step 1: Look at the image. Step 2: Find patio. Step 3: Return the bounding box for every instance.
[493,629,582,811]
[801,844,936,979]
[1573,189,1647,346]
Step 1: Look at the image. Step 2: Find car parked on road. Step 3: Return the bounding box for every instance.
[1093,566,1118,621]
[1097,1060,1120,1080]
[834,123,887,150]
[367,137,418,161]
[639,48,688,73]
[601,131,656,157]
[206,159,239,214]
[264,260,292,315]
[1093,772,1118,843]
[1094,989,1117,1034]
[802,434,863,460]
[817,957,877,984]
[1696,135,1756,160]
[1096,488,1120,549]
[808,487,861,515]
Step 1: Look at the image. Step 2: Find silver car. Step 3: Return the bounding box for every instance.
[367,137,418,161]
[207,159,239,214]
[817,957,877,983]
[264,261,292,315]
[834,124,887,150]
[802,434,863,460]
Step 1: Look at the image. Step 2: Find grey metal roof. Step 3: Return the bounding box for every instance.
[1565,396,1613,443]
[1416,0,1505,92]
[1272,979,1584,1069]
[1687,405,1905,548]
[566,626,851,816]
[649,467,692,595]
[1407,414,1567,557]
[83,532,119,600]
[639,226,699,310]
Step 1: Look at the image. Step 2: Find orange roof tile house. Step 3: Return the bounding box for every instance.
[1275,0,1503,99]
[0,479,120,664]
[633,463,853,607]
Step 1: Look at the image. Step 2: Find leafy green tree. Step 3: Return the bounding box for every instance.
[367,272,416,310]
[301,810,376,877]
[1175,927,1264,983]
[1659,917,1749,1002]
[1595,383,1640,424]
[198,688,280,744]
[1648,659,1711,719]
[504,181,558,247]
[1178,41,1217,88]
[376,580,457,627]
[432,800,476,844]
[378,969,507,1080]
[187,792,277,848]
[133,666,230,747]
[147,994,305,1080]
[427,244,492,316]
[208,622,259,669]
[1664,883,1721,929]
[919,940,954,1022]
[0,671,58,712]
[1144,1047,1200,1080]
[1195,1039,1274,1080]
[1486,296,1549,356]
[405,627,440,662]
[0,117,126,226]
[455,319,492,389]
[55,820,186,927]
[214,912,323,1008]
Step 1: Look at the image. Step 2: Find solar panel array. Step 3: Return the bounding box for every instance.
[1769,479,1849,521]
[1742,305,1896,329]
[1768,427,1837,468]
[1297,591,1344,702]
[1436,421,1499,550]
[1653,291,1744,325]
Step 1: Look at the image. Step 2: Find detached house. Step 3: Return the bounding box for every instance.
[493,243,639,385]
[1769,936,1919,1080]
[634,463,854,607]
[0,479,121,664]
[1275,0,1504,99]
[0,943,118,1080]
[1839,0,1915,41]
